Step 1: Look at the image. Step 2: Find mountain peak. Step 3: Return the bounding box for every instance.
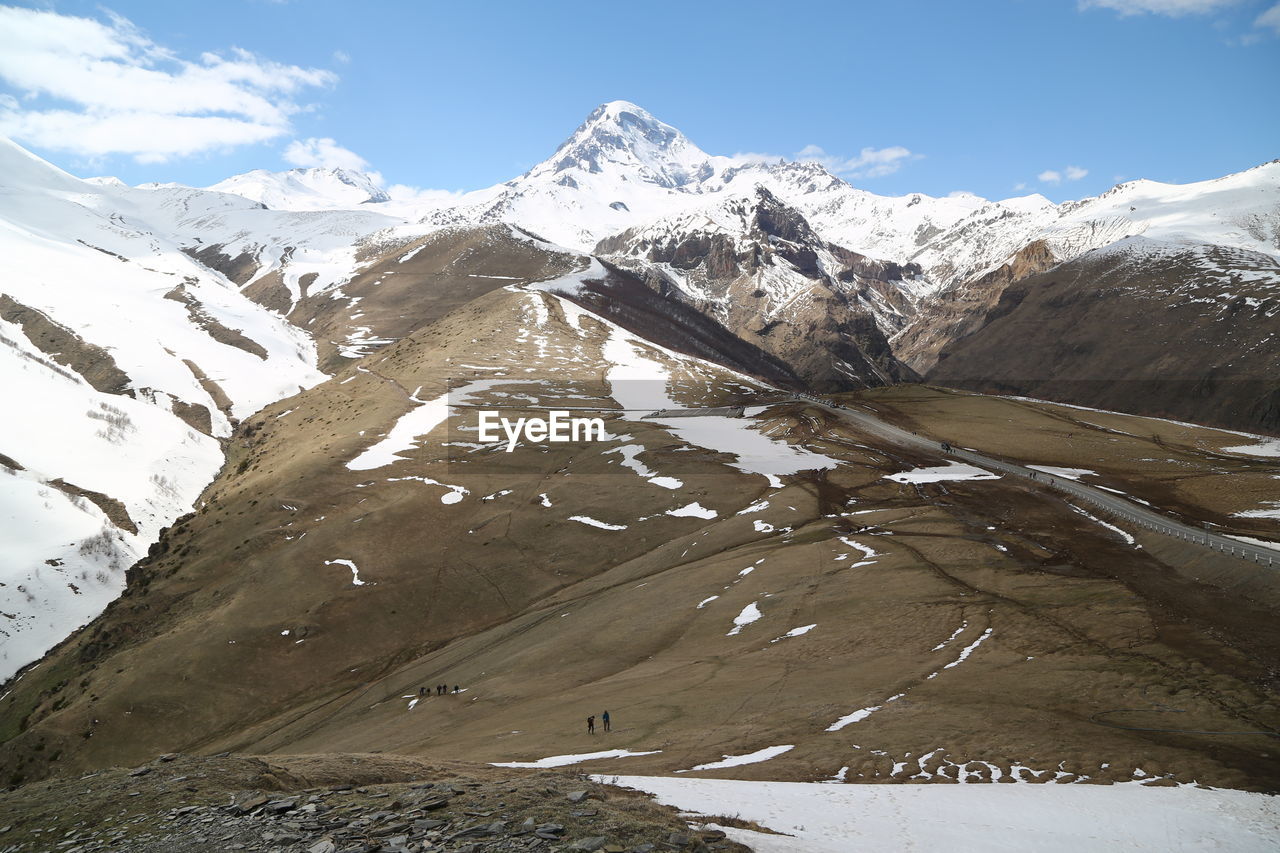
[528,100,714,190]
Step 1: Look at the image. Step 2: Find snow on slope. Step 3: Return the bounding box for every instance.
[0,138,327,680]
[910,160,1280,287]
[207,167,390,211]
[192,102,1278,307]
[413,101,1008,261]
[608,776,1280,853]
[117,181,406,313]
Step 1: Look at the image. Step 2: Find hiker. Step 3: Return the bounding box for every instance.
[453,685,460,693]
[587,715,595,734]
[419,686,427,697]
[602,710,611,732]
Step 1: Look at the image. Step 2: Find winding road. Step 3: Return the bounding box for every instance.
[797,393,1280,568]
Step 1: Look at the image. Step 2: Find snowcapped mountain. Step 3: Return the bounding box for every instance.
[0,139,326,679]
[207,167,391,211]
[186,101,1278,324]
[895,160,1280,374]
[908,160,1280,289]
[412,101,1013,261]
[598,186,921,387]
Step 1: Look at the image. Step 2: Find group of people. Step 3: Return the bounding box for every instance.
[586,711,611,734]
[419,684,460,696]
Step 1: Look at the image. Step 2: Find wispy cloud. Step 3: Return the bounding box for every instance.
[1079,0,1240,16]
[732,143,919,179]
[1255,2,1280,32]
[0,6,337,163]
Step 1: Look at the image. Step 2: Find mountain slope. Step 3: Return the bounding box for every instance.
[597,187,919,388]
[0,139,325,680]
[3,272,1277,794]
[927,237,1280,433]
[205,167,391,211]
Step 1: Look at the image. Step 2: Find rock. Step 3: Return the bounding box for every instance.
[667,832,694,847]
[229,792,269,815]
[263,797,299,815]
[157,753,179,762]
[570,809,598,817]
[566,790,590,803]
[566,837,609,852]
[307,840,336,853]
[420,797,450,811]
[128,766,153,777]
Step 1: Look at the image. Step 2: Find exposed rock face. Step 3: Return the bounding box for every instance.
[180,244,261,287]
[894,240,1057,374]
[598,188,920,391]
[165,282,270,361]
[0,294,131,395]
[927,239,1280,433]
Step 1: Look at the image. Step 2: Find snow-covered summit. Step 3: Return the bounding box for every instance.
[208,166,391,211]
[410,101,1013,254]
[528,100,724,191]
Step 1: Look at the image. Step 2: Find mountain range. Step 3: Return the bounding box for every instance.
[0,101,1277,798]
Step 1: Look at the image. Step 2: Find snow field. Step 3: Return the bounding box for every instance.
[604,776,1280,853]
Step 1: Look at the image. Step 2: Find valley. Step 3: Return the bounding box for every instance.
[0,97,1277,851]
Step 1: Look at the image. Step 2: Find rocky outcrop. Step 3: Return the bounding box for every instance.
[598,188,919,390]
[0,294,132,395]
[894,240,1057,374]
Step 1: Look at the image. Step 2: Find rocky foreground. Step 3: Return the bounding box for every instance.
[0,754,754,853]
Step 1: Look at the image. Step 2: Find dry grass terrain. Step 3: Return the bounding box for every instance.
[2,275,1277,804]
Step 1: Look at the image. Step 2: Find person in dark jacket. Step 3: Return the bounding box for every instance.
[587,715,595,734]
[602,710,611,732]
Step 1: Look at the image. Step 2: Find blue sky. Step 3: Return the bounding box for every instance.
[0,0,1276,202]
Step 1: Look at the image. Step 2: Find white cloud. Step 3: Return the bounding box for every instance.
[1013,182,1029,191]
[333,49,351,64]
[1079,0,1239,16]
[1037,165,1089,185]
[385,184,465,206]
[0,6,337,163]
[284,137,370,171]
[731,143,919,179]
[1255,2,1280,33]
[795,143,917,178]
[730,151,786,166]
